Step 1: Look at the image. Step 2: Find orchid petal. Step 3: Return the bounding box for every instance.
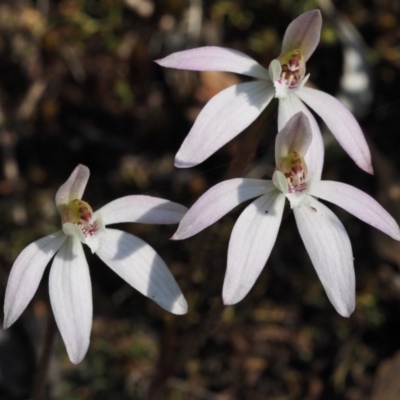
[286,191,308,209]
[95,196,187,226]
[3,232,67,329]
[293,195,355,317]
[268,59,281,82]
[309,180,400,240]
[273,170,308,209]
[55,165,90,210]
[96,229,187,315]
[62,219,105,254]
[279,94,324,180]
[62,222,85,243]
[272,170,289,194]
[223,191,285,305]
[275,111,313,164]
[173,179,276,240]
[282,10,322,61]
[155,46,270,80]
[297,87,373,174]
[49,237,92,364]
[175,80,275,168]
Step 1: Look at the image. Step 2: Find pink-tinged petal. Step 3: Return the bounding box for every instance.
[282,10,322,61]
[3,231,67,329]
[49,237,92,364]
[223,191,285,305]
[279,94,324,180]
[95,196,188,226]
[297,86,373,174]
[293,196,355,317]
[275,111,313,164]
[173,179,276,240]
[155,46,270,80]
[96,229,187,315]
[309,180,400,240]
[55,164,90,210]
[176,80,274,167]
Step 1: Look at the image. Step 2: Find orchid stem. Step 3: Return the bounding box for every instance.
[32,311,57,400]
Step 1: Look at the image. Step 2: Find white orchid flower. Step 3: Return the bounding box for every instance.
[171,113,400,317]
[3,165,188,364]
[156,9,372,174]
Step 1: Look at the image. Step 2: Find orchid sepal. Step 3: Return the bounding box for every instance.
[281,9,322,61]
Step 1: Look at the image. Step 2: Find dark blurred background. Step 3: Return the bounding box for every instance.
[1,0,400,399]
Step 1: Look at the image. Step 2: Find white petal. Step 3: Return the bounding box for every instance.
[173,179,276,239]
[272,171,307,209]
[95,229,187,315]
[62,220,105,254]
[95,196,188,226]
[279,95,324,180]
[84,230,104,254]
[275,111,313,164]
[3,231,67,329]
[293,196,355,317]
[286,192,308,209]
[175,80,275,168]
[282,10,322,61]
[268,59,281,82]
[49,237,93,364]
[62,222,85,242]
[223,191,285,305]
[297,87,373,174]
[272,170,289,194]
[55,165,90,210]
[309,180,400,240]
[155,46,270,80]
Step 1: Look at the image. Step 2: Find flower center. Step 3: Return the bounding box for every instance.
[277,151,308,193]
[61,199,104,252]
[277,49,305,90]
[62,199,97,234]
